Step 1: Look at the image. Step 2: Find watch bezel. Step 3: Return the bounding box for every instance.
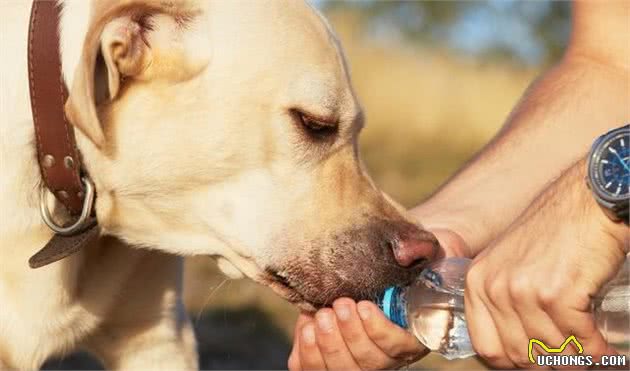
[587,125,630,204]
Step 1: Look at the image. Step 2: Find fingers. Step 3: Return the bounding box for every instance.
[511,273,615,366]
[355,301,428,361]
[289,313,312,371]
[465,265,515,369]
[288,326,301,370]
[298,321,327,370]
[313,309,361,369]
[484,276,535,367]
[332,298,397,369]
[510,280,571,369]
[288,344,301,371]
[289,299,428,371]
[549,299,618,363]
[515,308,566,368]
[467,260,614,370]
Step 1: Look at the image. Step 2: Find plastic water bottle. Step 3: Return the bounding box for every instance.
[377,257,630,360]
[594,257,630,353]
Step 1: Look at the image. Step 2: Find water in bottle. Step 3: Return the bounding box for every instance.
[377,256,630,360]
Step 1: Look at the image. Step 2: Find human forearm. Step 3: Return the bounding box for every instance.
[413,56,629,255]
[538,156,628,252]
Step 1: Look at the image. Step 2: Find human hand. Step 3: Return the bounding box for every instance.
[287,298,427,371]
[464,159,628,368]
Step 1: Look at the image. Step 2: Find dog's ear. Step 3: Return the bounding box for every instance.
[65,1,197,149]
[99,16,150,102]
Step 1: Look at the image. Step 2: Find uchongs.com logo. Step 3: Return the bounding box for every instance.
[528,335,628,368]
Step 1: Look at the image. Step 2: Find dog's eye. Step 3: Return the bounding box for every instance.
[293,110,338,140]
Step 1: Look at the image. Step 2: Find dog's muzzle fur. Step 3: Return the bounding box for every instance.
[263,219,440,311]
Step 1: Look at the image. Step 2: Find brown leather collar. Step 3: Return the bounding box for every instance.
[27,0,99,268]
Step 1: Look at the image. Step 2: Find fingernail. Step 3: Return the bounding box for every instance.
[302,323,315,345]
[316,312,334,333]
[357,302,371,320]
[335,304,350,321]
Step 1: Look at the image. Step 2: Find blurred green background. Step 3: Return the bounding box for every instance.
[47,1,570,370]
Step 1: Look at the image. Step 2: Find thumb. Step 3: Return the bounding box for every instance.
[428,228,472,258]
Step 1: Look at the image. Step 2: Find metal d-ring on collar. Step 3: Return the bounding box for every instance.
[39,177,96,236]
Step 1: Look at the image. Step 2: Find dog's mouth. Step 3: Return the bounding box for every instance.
[259,268,320,312]
[258,263,426,313]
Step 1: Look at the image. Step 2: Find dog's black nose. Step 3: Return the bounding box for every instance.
[389,225,439,268]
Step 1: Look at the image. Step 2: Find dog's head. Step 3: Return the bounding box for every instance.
[63,0,440,310]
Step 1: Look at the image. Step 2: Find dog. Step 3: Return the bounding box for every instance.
[0,0,440,369]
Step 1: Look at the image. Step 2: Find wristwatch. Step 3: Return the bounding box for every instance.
[586,124,630,224]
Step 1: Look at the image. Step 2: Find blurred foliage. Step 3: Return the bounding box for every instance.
[323,0,571,65]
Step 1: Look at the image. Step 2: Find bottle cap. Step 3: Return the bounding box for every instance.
[377,286,408,328]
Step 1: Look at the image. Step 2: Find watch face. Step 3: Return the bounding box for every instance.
[591,127,630,201]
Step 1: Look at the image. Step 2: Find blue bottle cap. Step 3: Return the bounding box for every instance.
[377,286,408,329]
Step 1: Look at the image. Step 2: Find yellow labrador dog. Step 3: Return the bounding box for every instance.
[0,0,439,369]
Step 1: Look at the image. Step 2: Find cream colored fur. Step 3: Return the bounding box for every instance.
[1,0,431,369]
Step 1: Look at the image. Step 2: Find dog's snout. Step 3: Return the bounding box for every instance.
[273,220,442,306]
[390,226,439,268]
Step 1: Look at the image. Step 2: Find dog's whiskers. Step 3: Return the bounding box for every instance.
[195,278,229,324]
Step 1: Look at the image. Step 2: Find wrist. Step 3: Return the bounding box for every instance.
[592,201,629,253]
[575,158,629,253]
